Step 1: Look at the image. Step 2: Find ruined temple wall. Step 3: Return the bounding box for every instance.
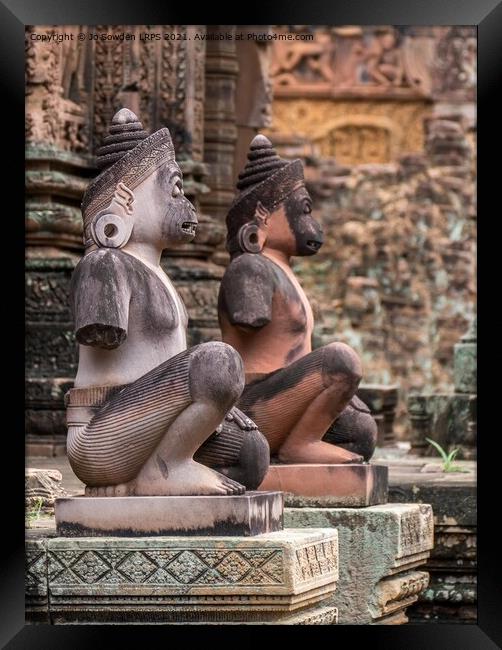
[296,143,476,436]
[265,26,476,436]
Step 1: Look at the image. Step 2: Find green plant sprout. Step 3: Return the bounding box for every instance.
[25,496,45,528]
[425,438,469,473]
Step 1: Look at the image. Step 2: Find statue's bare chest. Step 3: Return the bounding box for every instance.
[117,252,188,338]
[264,256,314,337]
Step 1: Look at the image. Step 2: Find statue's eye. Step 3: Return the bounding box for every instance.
[172,180,184,198]
[303,201,312,214]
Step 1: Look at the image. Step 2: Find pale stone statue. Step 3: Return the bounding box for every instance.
[66,109,269,497]
[219,135,378,464]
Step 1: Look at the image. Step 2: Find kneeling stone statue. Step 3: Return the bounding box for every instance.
[219,135,378,465]
[66,109,270,497]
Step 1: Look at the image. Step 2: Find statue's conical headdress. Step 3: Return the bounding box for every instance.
[81,108,176,225]
[226,135,304,252]
[95,108,149,170]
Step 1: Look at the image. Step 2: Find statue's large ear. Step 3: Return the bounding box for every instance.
[237,201,270,254]
[238,222,262,254]
[90,183,135,249]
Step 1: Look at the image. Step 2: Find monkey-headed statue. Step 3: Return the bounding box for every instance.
[218,135,378,466]
[65,109,270,497]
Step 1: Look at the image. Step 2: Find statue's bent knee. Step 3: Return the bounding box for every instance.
[238,427,270,489]
[189,341,245,410]
[321,342,363,388]
[360,415,378,460]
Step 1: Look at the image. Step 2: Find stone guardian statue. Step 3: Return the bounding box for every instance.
[219,135,378,465]
[66,109,270,497]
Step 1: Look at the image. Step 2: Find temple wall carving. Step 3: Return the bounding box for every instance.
[268,99,428,165]
[266,26,475,166]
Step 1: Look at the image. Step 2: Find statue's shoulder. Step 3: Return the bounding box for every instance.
[71,249,143,304]
[225,252,276,284]
[73,248,137,281]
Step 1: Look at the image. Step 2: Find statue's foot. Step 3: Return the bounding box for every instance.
[133,459,246,496]
[278,440,364,465]
[85,483,132,497]
[83,461,246,497]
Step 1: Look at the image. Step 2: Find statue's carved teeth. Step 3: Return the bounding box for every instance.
[181,221,197,235]
[307,240,322,251]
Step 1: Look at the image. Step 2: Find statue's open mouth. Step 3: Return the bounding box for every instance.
[306,240,323,251]
[181,221,198,236]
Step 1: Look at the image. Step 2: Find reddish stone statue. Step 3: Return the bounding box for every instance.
[219,135,377,464]
[66,109,270,497]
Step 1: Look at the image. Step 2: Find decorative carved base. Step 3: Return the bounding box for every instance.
[26,528,339,624]
[285,503,434,624]
[258,463,388,506]
[55,492,284,537]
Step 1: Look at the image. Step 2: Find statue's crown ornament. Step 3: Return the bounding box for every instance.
[226,134,304,252]
[96,108,149,170]
[81,109,176,222]
[236,134,289,191]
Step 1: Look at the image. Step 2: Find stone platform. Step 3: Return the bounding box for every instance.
[55,491,283,537]
[285,501,434,624]
[26,527,339,625]
[258,463,388,507]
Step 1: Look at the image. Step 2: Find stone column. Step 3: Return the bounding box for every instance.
[200,26,239,221]
[234,27,274,184]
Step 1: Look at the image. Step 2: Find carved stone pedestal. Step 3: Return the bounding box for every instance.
[26,528,339,625]
[55,492,283,537]
[285,503,434,624]
[258,464,388,506]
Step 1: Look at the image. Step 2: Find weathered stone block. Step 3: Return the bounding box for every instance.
[285,503,434,624]
[55,492,284,537]
[388,470,476,623]
[388,481,476,527]
[26,528,339,624]
[26,537,50,623]
[408,393,476,458]
[26,468,67,510]
[259,463,388,507]
[454,344,476,394]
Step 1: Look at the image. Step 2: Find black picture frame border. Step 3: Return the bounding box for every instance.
[6,0,498,647]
